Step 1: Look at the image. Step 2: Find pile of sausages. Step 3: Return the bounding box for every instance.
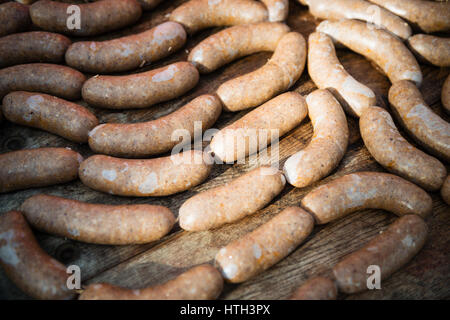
[0,0,449,300]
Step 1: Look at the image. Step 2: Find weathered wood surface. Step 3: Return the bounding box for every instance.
[0,0,449,300]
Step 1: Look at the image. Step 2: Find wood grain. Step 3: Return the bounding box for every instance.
[0,0,448,300]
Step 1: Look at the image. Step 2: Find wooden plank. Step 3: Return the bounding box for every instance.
[0,0,449,299]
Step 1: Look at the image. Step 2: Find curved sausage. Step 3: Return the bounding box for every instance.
[179,166,286,231]
[441,175,450,206]
[65,22,187,74]
[289,277,337,300]
[0,148,83,193]
[0,63,86,100]
[89,95,222,158]
[81,62,199,109]
[0,211,75,300]
[308,32,376,117]
[443,75,450,115]
[30,0,142,37]
[260,0,288,22]
[20,194,175,245]
[301,172,433,225]
[317,19,422,86]
[79,150,212,197]
[188,22,290,74]
[407,34,450,67]
[283,89,349,188]
[210,92,307,163]
[0,32,71,69]
[217,31,306,111]
[170,0,268,34]
[2,91,98,143]
[360,106,447,191]
[303,0,411,40]
[368,0,450,33]
[333,214,428,293]
[79,264,223,300]
[215,206,313,283]
[0,2,30,37]
[388,80,450,162]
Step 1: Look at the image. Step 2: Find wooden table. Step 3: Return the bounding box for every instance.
[1,0,449,300]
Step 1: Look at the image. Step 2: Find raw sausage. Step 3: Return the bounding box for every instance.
[66,22,187,74]
[0,211,75,300]
[79,150,212,197]
[188,22,289,73]
[443,75,450,115]
[30,0,142,37]
[368,0,450,33]
[317,19,422,86]
[215,207,313,283]
[407,34,450,67]
[302,0,411,40]
[81,62,199,109]
[2,91,98,143]
[0,148,83,193]
[0,32,71,68]
[79,264,223,300]
[170,0,268,34]
[360,106,447,191]
[0,63,86,100]
[210,92,308,163]
[441,175,450,206]
[301,172,433,224]
[308,32,376,117]
[388,80,450,162]
[333,214,428,293]
[0,2,30,37]
[88,95,222,157]
[261,0,288,22]
[20,194,175,245]
[283,89,349,188]
[217,32,306,111]
[179,166,286,231]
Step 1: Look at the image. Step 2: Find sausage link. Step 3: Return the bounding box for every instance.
[308,32,376,117]
[0,32,71,68]
[283,89,349,188]
[79,150,212,197]
[217,31,306,111]
[333,214,428,293]
[317,19,422,86]
[0,2,30,37]
[179,166,286,231]
[0,63,86,100]
[138,0,162,10]
[188,22,290,74]
[89,95,222,157]
[303,0,411,40]
[0,211,75,299]
[20,194,175,245]
[66,22,187,74]
[215,207,313,283]
[407,34,450,67]
[210,92,308,163]
[81,62,199,109]
[388,80,450,162]
[360,106,446,191]
[0,148,83,193]
[30,0,142,37]
[2,91,98,143]
[79,264,223,300]
[170,0,268,34]
[301,172,432,224]
[289,277,337,300]
[368,0,450,33]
